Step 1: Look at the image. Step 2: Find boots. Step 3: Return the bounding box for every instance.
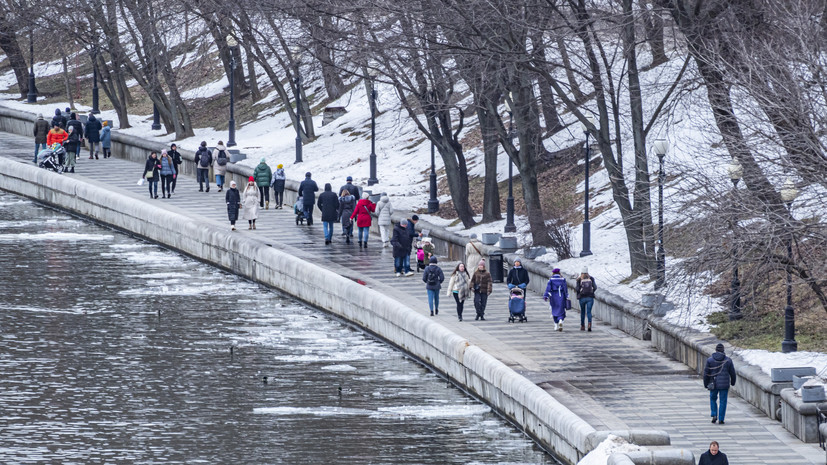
[588,322,592,332]
[359,241,363,248]
[265,201,269,210]
[581,325,586,331]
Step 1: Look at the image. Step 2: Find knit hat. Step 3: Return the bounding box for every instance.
[260,157,266,163]
[470,233,477,239]
[429,256,438,264]
[582,267,589,274]
[715,343,725,353]
[514,260,521,266]
[277,164,283,169]
[478,260,486,267]
[305,172,312,177]
[37,113,43,119]
[248,176,255,182]
[346,176,353,181]
[412,214,419,221]
[552,268,561,274]
[102,121,108,126]
[230,180,237,187]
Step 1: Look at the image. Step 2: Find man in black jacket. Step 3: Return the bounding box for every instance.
[339,176,361,200]
[169,144,182,194]
[703,344,737,424]
[317,183,339,244]
[698,441,728,465]
[194,141,212,192]
[391,219,414,277]
[298,172,319,226]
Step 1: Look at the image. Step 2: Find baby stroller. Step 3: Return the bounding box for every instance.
[37,144,65,173]
[294,196,305,225]
[508,288,527,323]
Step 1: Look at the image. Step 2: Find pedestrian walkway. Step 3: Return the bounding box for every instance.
[3,131,823,464]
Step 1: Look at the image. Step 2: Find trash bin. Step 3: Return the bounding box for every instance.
[489,253,504,283]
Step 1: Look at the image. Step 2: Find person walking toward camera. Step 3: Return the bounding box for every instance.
[422,256,444,316]
[470,260,492,321]
[225,180,241,231]
[698,441,728,465]
[544,268,568,331]
[169,143,182,193]
[242,176,260,230]
[576,267,597,331]
[143,151,161,199]
[704,343,736,424]
[446,263,471,321]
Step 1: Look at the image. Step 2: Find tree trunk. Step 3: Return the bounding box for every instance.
[0,13,29,99]
[477,103,502,223]
[243,42,261,101]
[638,0,668,68]
[309,16,345,100]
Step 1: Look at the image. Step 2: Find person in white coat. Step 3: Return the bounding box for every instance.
[242,176,260,230]
[465,233,483,271]
[375,195,394,247]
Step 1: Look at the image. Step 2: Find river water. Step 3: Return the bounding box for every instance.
[0,192,555,464]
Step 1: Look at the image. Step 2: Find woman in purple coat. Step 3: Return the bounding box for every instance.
[543,268,568,332]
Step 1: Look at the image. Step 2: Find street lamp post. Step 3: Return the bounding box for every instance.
[91,46,100,114]
[727,159,744,321]
[503,94,516,233]
[226,35,237,147]
[427,139,439,213]
[151,103,161,130]
[580,114,596,256]
[27,28,37,103]
[291,47,303,163]
[653,138,669,290]
[780,177,799,353]
[367,67,379,186]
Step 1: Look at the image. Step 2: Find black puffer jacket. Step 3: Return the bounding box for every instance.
[317,190,340,223]
[391,223,412,258]
[506,266,530,287]
[703,352,736,391]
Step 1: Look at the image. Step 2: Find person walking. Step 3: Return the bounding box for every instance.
[33,114,50,163]
[576,267,597,331]
[143,151,161,199]
[159,150,175,198]
[66,113,84,155]
[271,164,286,209]
[350,192,376,248]
[253,158,272,208]
[465,234,484,273]
[506,259,530,292]
[543,268,568,331]
[242,176,260,230]
[225,180,241,231]
[339,176,362,200]
[704,343,737,424]
[470,260,493,320]
[168,143,181,193]
[375,195,393,247]
[317,183,340,245]
[51,108,67,130]
[84,114,102,159]
[338,188,356,243]
[298,172,319,226]
[446,263,471,321]
[195,141,212,192]
[46,124,68,167]
[213,141,229,192]
[422,256,444,316]
[63,125,81,173]
[391,219,414,276]
[100,122,112,158]
[698,441,728,465]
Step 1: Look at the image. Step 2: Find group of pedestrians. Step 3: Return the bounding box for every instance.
[34,109,112,173]
[141,144,183,199]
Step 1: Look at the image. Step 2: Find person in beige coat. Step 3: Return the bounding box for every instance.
[445,263,472,321]
[465,234,483,272]
[242,176,260,229]
[213,141,229,192]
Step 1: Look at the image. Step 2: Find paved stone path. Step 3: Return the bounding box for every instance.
[4,131,823,464]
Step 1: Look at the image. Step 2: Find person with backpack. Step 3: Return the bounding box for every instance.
[169,143,182,193]
[703,343,737,425]
[100,122,112,158]
[212,141,229,192]
[576,267,597,331]
[253,158,272,209]
[446,263,471,321]
[271,164,286,209]
[84,114,102,159]
[194,141,212,192]
[350,192,376,248]
[543,268,568,331]
[33,114,50,164]
[470,260,493,320]
[422,256,445,316]
[317,183,340,245]
[298,172,319,225]
[225,180,241,231]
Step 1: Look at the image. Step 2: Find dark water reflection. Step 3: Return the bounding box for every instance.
[0,193,554,464]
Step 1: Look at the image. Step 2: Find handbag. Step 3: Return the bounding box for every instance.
[707,381,715,390]
[145,171,154,180]
[565,299,572,310]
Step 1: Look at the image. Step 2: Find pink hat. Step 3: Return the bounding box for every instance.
[478,260,486,267]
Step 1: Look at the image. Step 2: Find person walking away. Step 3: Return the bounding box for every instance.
[195,141,212,192]
[168,143,182,193]
[576,267,597,331]
[446,263,471,321]
[253,158,272,208]
[143,151,161,199]
[159,150,175,198]
[422,256,444,316]
[100,122,112,158]
[298,172,319,225]
[698,441,728,465]
[391,219,414,276]
[704,343,737,424]
[317,183,340,244]
[271,164,286,208]
[470,260,493,320]
[375,195,393,247]
[213,141,229,192]
[33,114,50,163]
[51,108,67,130]
[242,176,260,229]
[66,113,84,158]
[543,268,568,331]
[225,180,241,230]
[84,114,102,159]
[63,125,81,173]
[350,192,376,248]
[46,125,68,167]
[338,189,356,241]
[339,176,362,200]
[465,234,484,273]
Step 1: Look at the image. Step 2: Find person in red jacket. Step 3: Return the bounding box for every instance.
[350,192,376,249]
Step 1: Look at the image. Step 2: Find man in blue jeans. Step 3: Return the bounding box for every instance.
[703,343,737,424]
[391,220,414,277]
[33,114,50,163]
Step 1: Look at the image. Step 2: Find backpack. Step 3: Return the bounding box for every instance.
[216,150,228,166]
[426,267,439,285]
[198,150,211,167]
[580,278,593,296]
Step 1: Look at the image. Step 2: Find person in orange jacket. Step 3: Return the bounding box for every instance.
[46,125,68,165]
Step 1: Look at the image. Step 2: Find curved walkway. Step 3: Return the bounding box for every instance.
[2,131,822,464]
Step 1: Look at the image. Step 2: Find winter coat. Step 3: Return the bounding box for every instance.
[317,191,340,223]
[446,270,471,301]
[543,274,568,318]
[703,352,737,391]
[225,187,241,222]
[390,223,412,258]
[506,266,530,288]
[159,155,175,176]
[338,182,361,199]
[34,118,50,144]
[84,115,102,142]
[271,168,286,192]
[698,450,728,465]
[465,239,483,271]
[100,126,112,148]
[143,157,161,179]
[169,149,182,172]
[51,109,67,129]
[213,144,229,176]
[63,130,81,153]
[350,198,376,228]
[253,162,272,187]
[46,128,68,146]
[406,220,419,245]
[66,119,83,141]
[195,147,212,169]
[299,178,319,206]
[338,194,356,227]
[375,196,393,226]
[471,269,493,295]
[575,277,597,299]
[422,264,445,291]
[242,184,260,220]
